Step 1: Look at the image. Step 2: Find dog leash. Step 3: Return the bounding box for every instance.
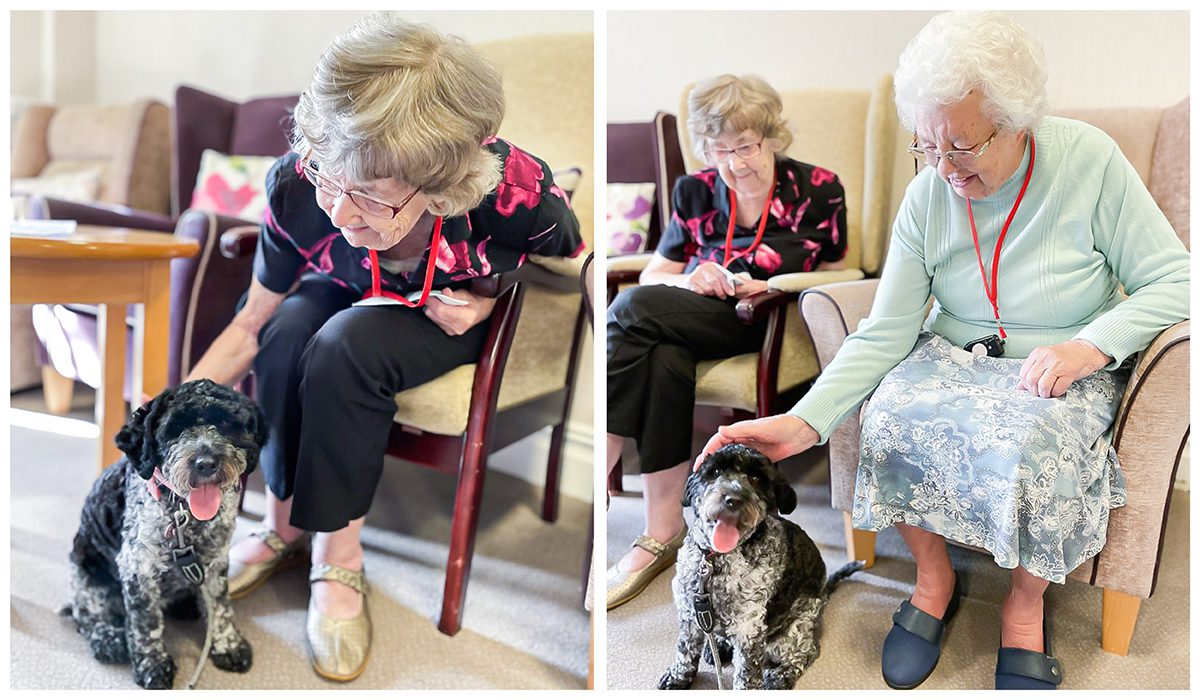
[694,549,726,691]
[153,469,223,689]
[186,570,220,690]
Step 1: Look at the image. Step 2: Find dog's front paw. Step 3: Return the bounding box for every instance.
[132,652,176,689]
[657,667,695,690]
[763,668,798,690]
[210,637,253,673]
[86,623,130,664]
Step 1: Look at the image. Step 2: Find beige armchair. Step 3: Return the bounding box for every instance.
[11,100,171,397]
[800,97,1190,657]
[11,100,171,214]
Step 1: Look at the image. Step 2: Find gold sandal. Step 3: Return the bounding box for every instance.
[227,527,309,600]
[306,563,371,682]
[606,527,687,610]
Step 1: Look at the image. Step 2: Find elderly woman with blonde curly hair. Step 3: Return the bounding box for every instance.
[185,13,581,681]
[605,74,848,609]
[700,11,1188,690]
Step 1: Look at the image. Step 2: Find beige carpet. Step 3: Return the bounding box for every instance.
[10,387,589,689]
[606,455,1190,690]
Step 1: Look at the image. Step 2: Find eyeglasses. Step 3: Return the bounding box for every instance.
[907,130,998,170]
[705,140,763,164]
[301,161,421,220]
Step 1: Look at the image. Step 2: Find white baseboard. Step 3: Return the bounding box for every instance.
[488,421,592,503]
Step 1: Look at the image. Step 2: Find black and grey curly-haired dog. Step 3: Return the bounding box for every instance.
[63,379,267,689]
[659,444,861,690]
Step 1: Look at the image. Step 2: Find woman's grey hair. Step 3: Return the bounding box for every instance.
[292,13,505,217]
[894,11,1047,134]
[687,74,793,164]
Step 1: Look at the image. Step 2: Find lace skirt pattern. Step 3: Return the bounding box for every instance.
[853,333,1129,583]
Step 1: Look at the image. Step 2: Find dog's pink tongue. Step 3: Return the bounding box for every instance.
[711,518,741,553]
[188,484,222,521]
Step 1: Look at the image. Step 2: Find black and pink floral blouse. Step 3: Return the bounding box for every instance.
[253,139,583,296]
[657,157,847,278]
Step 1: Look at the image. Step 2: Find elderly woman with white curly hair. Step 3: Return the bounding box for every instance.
[606,74,848,609]
[700,11,1188,690]
[185,14,581,681]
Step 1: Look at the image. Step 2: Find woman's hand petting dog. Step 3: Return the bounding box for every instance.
[696,414,820,470]
[1017,339,1112,398]
[424,288,496,336]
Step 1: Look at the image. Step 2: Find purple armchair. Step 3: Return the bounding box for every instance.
[30,85,299,411]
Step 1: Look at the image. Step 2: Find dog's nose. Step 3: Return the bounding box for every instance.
[723,494,742,509]
[193,456,218,477]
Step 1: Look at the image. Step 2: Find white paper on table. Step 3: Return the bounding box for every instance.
[11,219,78,236]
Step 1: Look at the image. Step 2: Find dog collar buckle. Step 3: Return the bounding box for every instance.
[171,545,205,584]
[694,594,716,633]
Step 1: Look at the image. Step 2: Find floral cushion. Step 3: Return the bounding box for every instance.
[190,149,277,221]
[606,181,655,256]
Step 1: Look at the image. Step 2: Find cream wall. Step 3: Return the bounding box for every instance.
[11,11,96,107]
[607,11,1188,121]
[608,10,1189,287]
[91,11,592,104]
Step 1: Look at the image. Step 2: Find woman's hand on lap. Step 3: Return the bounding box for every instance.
[694,414,819,470]
[685,262,738,299]
[424,288,496,336]
[732,278,770,299]
[1017,339,1112,398]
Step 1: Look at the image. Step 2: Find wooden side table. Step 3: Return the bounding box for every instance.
[11,226,200,471]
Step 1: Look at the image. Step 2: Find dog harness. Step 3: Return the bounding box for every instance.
[148,467,206,585]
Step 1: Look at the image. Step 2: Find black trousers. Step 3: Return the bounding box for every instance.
[606,285,767,473]
[253,277,488,531]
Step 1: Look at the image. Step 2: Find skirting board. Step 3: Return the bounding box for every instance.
[488,421,593,503]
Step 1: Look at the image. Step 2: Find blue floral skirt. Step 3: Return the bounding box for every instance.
[853,333,1129,583]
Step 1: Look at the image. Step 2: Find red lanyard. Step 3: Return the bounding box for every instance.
[365,215,444,307]
[722,167,775,268]
[966,134,1035,341]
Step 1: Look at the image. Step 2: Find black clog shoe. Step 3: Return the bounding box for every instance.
[995,613,1063,690]
[881,573,962,690]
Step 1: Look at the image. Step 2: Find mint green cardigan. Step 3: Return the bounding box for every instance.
[790,116,1191,443]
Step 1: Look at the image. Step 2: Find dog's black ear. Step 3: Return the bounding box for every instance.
[772,471,798,515]
[244,400,269,476]
[115,389,174,479]
[683,469,703,508]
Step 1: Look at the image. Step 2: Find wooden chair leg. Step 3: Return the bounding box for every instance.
[1101,588,1142,656]
[843,511,877,568]
[439,445,489,636]
[542,422,566,523]
[41,365,76,415]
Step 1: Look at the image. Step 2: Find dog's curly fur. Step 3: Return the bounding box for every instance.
[63,379,267,689]
[659,445,860,690]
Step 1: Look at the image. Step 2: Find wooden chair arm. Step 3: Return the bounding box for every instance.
[735,289,796,324]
